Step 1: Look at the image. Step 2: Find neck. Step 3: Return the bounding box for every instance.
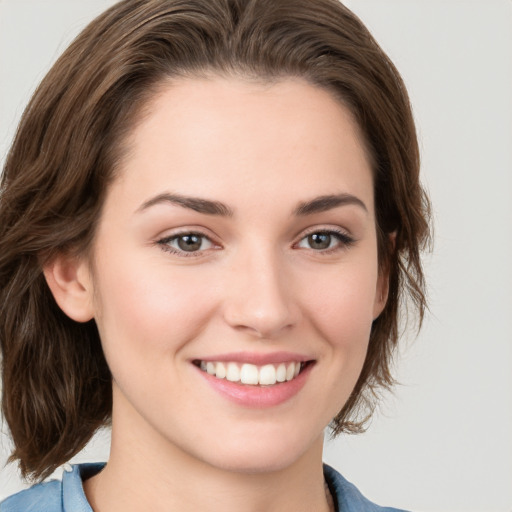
[84,398,332,512]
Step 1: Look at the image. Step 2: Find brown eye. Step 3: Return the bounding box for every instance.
[307,233,332,250]
[158,232,215,255]
[296,230,354,252]
[177,234,203,252]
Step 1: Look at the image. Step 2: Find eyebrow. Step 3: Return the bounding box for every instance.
[293,193,368,216]
[137,192,367,217]
[137,193,234,216]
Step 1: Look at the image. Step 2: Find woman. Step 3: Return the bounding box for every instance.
[0,0,430,510]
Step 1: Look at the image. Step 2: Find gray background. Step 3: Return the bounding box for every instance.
[1,1,511,511]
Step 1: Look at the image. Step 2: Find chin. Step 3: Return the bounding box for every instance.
[193,429,323,475]
[206,453,303,475]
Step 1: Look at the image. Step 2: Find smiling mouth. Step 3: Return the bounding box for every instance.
[193,360,312,386]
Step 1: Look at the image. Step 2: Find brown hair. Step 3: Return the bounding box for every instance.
[0,0,431,481]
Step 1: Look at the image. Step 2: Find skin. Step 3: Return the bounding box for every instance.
[45,76,388,512]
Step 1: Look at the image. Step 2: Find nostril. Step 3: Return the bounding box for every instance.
[223,303,299,339]
[221,265,299,337]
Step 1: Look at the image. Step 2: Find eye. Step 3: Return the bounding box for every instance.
[296,230,354,252]
[157,232,216,255]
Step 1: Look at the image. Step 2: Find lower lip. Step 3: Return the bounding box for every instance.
[196,363,313,408]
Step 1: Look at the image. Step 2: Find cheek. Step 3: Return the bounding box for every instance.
[291,264,378,422]
[303,262,378,348]
[91,254,218,363]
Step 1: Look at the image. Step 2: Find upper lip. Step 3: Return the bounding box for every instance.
[192,351,313,365]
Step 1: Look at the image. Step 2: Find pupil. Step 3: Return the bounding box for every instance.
[178,235,202,252]
[309,233,331,250]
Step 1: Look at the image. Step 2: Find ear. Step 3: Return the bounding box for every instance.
[373,232,396,320]
[43,252,95,322]
[373,271,390,320]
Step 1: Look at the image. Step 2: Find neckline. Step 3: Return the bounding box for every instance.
[67,462,339,512]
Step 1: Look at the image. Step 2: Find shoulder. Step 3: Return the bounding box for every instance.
[0,479,63,512]
[323,464,410,512]
[0,463,105,512]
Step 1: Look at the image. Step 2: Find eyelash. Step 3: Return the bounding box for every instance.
[156,228,355,257]
[295,228,355,254]
[156,231,218,257]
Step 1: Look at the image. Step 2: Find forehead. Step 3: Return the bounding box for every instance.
[108,76,374,215]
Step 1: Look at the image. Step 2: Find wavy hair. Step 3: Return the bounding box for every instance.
[0,0,431,481]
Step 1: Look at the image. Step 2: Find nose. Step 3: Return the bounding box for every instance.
[222,247,300,339]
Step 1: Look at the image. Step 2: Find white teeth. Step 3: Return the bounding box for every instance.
[259,364,277,386]
[240,364,259,385]
[198,360,305,386]
[286,363,295,381]
[276,363,287,382]
[226,362,240,382]
[216,362,227,379]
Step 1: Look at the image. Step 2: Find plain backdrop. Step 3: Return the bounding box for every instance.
[1,1,511,511]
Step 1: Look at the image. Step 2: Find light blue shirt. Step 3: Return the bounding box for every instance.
[1,463,409,511]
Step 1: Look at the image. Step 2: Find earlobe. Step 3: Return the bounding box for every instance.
[373,232,396,320]
[373,272,390,320]
[43,253,95,322]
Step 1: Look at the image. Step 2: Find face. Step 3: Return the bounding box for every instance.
[79,77,386,473]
